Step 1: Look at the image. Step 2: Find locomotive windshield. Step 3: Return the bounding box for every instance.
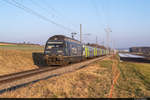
[44,41,65,55]
[47,44,63,49]
[46,42,63,49]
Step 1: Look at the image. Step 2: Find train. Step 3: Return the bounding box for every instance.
[44,35,109,65]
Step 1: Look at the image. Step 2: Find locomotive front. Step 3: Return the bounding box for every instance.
[44,35,67,65]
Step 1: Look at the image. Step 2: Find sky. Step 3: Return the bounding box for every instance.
[0,0,150,48]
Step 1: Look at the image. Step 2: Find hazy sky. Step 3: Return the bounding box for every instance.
[0,0,150,48]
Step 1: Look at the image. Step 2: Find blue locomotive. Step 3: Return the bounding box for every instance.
[44,35,108,65]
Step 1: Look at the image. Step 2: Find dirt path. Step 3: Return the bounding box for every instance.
[108,56,120,98]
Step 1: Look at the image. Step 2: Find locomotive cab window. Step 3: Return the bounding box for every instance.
[46,41,64,50]
[47,44,63,49]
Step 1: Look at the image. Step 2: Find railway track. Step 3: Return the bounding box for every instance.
[0,56,109,94]
[0,67,58,84]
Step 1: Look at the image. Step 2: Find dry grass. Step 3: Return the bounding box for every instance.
[0,45,43,75]
[0,57,113,98]
[113,55,150,98]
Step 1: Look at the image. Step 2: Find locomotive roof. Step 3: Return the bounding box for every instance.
[48,35,81,43]
[48,35,107,49]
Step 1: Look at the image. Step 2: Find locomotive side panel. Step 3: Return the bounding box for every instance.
[67,41,83,63]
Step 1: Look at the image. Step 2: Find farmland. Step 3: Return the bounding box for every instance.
[0,43,44,75]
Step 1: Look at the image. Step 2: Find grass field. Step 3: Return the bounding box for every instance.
[0,44,44,75]
[113,56,150,98]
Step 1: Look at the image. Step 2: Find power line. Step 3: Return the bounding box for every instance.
[90,0,100,17]
[40,0,60,16]
[90,0,108,26]
[29,0,56,18]
[29,0,79,37]
[3,0,75,32]
[40,0,79,29]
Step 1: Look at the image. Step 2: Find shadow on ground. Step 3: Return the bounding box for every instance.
[32,53,48,67]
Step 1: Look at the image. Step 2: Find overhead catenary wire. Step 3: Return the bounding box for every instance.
[90,0,112,47]
[40,0,79,30]
[29,0,56,18]
[90,0,112,27]
[30,0,79,33]
[3,0,75,32]
[41,0,76,22]
[40,0,60,16]
[90,0,103,24]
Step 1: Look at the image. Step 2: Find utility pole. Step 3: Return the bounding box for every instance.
[96,36,98,45]
[107,32,109,50]
[104,25,112,53]
[112,40,115,55]
[80,24,82,43]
